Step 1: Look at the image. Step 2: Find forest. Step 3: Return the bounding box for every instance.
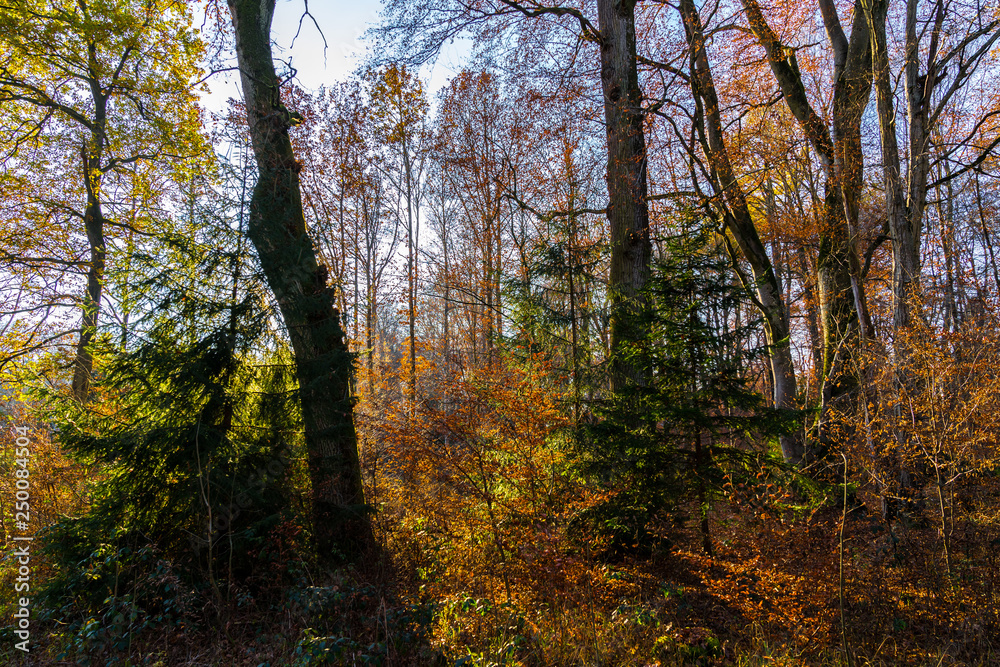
[1,0,1000,664]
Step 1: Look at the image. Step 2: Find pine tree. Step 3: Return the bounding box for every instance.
[575,219,797,558]
[39,154,306,638]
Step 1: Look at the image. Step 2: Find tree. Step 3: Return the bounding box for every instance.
[31,153,331,650]
[679,0,804,464]
[366,64,429,412]
[738,0,875,420]
[292,83,367,319]
[577,218,793,558]
[434,70,523,365]
[511,130,605,424]
[225,0,368,559]
[0,0,206,400]
[862,0,1000,334]
[595,0,653,391]
[373,0,653,389]
[44,168,294,588]
[424,158,460,369]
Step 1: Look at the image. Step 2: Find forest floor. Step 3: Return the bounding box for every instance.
[5,471,997,667]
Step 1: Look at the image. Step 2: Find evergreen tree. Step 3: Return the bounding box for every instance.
[38,152,307,643]
[575,219,797,558]
[506,208,606,422]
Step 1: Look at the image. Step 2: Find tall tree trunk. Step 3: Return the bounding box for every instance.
[72,159,106,401]
[975,173,1000,294]
[866,0,919,334]
[866,0,948,335]
[353,215,360,343]
[787,164,825,403]
[864,0,947,517]
[495,209,502,344]
[682,0,803,464]
[798,247,824,403]
[742,0,871,416]
[566,154,582,425]
[227,0,368,560]
[484,215,494,361]
[442,191,451,367]
[367,278,376,375]
[404,139,417,414]
[597,0,652,391]
[826,0,875,340]
[72,61,109,402]
[936,166,958,332]
[338,176,349,316]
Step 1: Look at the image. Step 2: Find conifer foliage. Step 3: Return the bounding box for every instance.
[576,220,796,558]
[38,162,305,646]
[4,0,1000,662]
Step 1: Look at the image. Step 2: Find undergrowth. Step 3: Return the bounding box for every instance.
[3,359,999,665]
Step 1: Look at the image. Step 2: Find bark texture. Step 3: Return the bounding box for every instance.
[866,0,919,333]
[72,142,107,401]
[741,0,873,424]
[228,0,368,559]
[71,46,110,402]
[865,0,949,333]
[597,0,652,391]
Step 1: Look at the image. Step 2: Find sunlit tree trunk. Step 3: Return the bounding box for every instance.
[798,248,825,404]
[71,46,110,402]
[741,0,872,420]
[73,138,107,401]
[866,0,920,334]
[682,0,803,464]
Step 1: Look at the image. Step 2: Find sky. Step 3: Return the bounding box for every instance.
[202,0,469,114]
[270,0,380,88]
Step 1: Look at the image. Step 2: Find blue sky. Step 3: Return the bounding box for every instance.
[203,0,468,113]
[270,0,380,89]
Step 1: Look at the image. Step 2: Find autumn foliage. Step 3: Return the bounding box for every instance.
[3,0,1000,665]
